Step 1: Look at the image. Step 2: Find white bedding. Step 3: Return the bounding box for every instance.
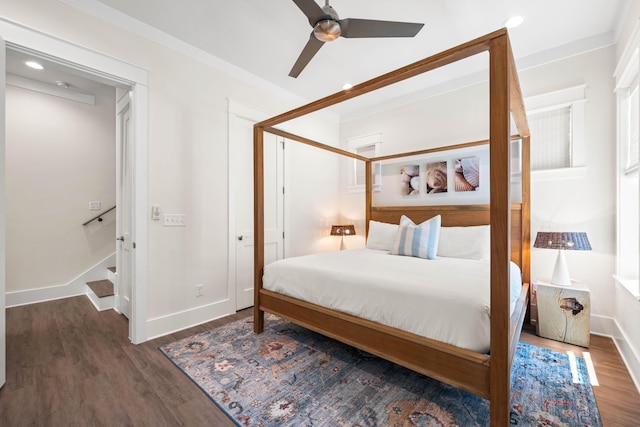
[262,248,523,353]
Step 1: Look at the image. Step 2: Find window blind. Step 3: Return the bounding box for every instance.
[354,144,376,186]
[529,106,572,170]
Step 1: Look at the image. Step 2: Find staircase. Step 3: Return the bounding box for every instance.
[86,266,116,311]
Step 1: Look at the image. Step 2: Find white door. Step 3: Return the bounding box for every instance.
[232,117,284,310]
[0,35,7,388]
[116,90,133,319]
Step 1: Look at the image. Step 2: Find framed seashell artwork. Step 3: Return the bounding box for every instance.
[400,165,420,196]
[454,156,479,192]
[425,161,448,194]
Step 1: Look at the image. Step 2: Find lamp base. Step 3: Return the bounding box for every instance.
[550,249,571,286]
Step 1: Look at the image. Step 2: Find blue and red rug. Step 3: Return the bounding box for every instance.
[159,315,601,426]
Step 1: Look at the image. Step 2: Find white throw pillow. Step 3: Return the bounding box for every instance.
[437,225,491,261]
[391,215,441,260]
[366,220,399,251]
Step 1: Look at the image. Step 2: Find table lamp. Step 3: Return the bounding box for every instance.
[533,232,592,286]
[330,224,356,250]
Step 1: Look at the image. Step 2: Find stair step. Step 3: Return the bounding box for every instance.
[107,266,116,273]
[87,279,114,298]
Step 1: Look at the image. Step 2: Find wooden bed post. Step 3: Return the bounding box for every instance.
[507,39,532,287]
[253,125,265,333]
[521,135,531,285]
[489,33,511,427]
[365,160,372,237]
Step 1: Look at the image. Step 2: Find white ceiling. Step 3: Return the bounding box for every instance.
[8,0,631,118]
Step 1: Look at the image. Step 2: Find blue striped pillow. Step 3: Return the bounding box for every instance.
[391,215,441,259]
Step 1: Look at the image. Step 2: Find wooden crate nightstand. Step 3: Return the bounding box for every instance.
[534,280,590,347]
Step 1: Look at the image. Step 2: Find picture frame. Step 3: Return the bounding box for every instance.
[424,161,448,194]
[400,165,420,196]
[454,156,479,192]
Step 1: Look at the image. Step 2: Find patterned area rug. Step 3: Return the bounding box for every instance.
[159,315,601,426]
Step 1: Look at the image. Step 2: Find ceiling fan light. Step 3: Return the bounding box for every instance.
[313,19,341,42]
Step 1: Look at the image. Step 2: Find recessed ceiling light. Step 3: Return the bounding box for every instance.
[504,16,524,29]
[342,83,353,90]
[25,60,44,70]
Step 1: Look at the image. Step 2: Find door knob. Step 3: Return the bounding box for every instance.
[117,236,125,241]
[238,236,244,241]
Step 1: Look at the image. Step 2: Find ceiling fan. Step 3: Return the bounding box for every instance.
[289,0,425,78]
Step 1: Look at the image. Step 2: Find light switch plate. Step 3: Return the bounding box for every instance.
[163,214,186,226]
[89,201,101,211]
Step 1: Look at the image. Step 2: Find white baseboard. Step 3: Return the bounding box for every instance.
[591,314,640,393]
[6,253,116,308]
[146,298,236,341]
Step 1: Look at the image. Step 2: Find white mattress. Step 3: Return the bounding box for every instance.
[263,248,522,353]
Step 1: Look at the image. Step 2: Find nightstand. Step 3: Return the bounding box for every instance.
[533,280,590,347]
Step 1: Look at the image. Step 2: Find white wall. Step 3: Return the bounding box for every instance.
[1,0,340,336]
[521,46,617,318]
[285,123,342,256]
[613,0,640,389]
[5,83,116,291]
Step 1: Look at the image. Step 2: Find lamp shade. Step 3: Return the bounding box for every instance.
[534,232,591,286]
[533,232,592,251]
[330,225,356,236]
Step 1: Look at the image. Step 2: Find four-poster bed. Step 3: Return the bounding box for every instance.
[253,28,530,426]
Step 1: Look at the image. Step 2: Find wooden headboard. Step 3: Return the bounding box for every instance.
[369,204,524,268]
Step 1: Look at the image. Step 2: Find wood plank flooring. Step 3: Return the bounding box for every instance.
[0,296,638,426]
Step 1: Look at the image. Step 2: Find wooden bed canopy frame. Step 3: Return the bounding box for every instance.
[253,28,530,426]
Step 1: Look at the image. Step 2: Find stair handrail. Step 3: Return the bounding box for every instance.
[83,205,116,226]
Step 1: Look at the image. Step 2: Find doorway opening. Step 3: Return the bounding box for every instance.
[1,19,149,344]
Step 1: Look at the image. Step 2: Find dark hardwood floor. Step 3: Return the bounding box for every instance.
[0,296,638,426]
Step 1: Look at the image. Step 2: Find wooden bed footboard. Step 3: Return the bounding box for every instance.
[255,282,529,400]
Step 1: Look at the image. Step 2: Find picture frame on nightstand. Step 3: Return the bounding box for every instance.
[534,280,591,347]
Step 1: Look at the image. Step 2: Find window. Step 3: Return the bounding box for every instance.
[625,84,639,174]
[614,22,640,298]
[529,106,572,170]
[347,133,382,192]
[525,85,586,175]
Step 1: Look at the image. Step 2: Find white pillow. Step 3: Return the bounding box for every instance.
[437,225,491,261]
[391,215,441,260]
[366,220,399,251]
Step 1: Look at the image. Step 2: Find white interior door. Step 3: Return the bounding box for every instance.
[116,90,133,319]
[0,35,7,388]
[232,117,284,310]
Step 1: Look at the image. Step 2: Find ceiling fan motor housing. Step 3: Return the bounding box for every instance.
[314,19,341,41]
[313,4,341,42]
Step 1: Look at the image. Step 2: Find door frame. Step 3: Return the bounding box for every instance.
[0,35,6,388]
[0,18,149,343]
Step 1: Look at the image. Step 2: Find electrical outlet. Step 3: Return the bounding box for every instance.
[163,214,186,226]
[195,284,204,297]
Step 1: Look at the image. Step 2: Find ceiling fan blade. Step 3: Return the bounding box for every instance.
[289,33,325,78]
[292,0,327,26]
[339,19,424,38]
